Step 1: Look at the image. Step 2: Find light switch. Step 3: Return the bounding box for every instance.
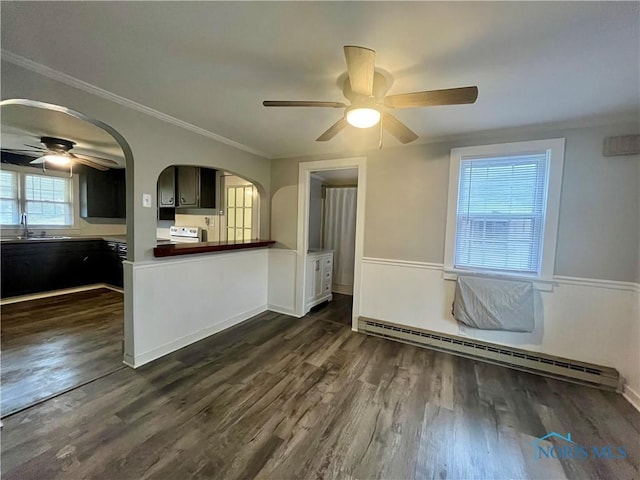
[142,193,152,208]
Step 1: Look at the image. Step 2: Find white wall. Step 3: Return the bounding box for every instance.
[267,248,297,317]
[125,248,268,367]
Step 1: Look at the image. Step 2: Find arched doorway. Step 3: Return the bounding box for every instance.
[0,99,135,417]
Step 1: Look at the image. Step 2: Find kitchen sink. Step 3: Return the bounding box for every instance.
[26,236,72,240]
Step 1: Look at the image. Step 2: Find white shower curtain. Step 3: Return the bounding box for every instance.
[323,187,357,287]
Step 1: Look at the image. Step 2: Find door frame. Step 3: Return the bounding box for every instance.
[295,156,366,330]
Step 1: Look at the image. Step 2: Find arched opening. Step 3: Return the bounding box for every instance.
[0,99,135,417]
[155,165,263,244]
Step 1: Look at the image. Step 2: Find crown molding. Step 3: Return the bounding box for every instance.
[1,50,270,159]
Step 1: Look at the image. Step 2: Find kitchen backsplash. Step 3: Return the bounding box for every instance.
[174,214,225,242]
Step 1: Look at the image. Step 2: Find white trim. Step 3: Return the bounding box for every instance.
[267,304,300,317]
[554,275,640,293]
[123,247,266,269]
[623,385,640,412]
[0,283,122,305]
[1,49,269,159]
[444,138,566,280]
[130,304,267,368]
[442,269,555,292]
[362,257,444,271]
[296,157,367,330]
[361,256,640,293]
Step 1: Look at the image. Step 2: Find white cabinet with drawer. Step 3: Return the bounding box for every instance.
[305,250,333,313]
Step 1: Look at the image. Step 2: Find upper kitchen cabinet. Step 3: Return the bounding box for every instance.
[157,166,218,220]
[176,166,199,207]
[176,166,216,208]
[80,168,126,219]
[158,166,176,207]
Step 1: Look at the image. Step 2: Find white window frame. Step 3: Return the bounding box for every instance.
[0,165,74,228]
[444,138,565,283]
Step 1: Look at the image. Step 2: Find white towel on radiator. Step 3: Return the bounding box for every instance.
[453,275,535,332]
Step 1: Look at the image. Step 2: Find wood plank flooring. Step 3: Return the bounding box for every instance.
[1,288,124,416]
[2,293,639,479]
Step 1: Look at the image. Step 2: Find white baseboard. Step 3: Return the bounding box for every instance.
[268,304,300,317]
[0,283,122,305]
[122,354,135,369]
[623,384,640,412]
[131,304,268,368]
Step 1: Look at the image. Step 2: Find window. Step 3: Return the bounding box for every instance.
[226,184,255,241]
[0,169,73,226]
[444,138,565,279]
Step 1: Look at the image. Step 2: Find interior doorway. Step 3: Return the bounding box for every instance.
[309,170,358,295]
[296,157,366,329]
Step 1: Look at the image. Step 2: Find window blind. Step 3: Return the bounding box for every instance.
[0,170,19,225]
[24,173,72,225]
[454,153,548,275]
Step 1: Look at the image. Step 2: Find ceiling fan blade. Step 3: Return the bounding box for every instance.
[263,101,346,108]
[343,46,375,97]
[72,153,119,166]
[1,148,42,156]
[383,113,419,144]
[384,86,478,109]
[316,117,349,142]
[71,155,109,171]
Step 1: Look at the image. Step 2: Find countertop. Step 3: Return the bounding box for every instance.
[153,239,275,257]
[0,235,127,244]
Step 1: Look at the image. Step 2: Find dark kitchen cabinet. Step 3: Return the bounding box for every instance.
[80,168,126,219]
[0,240,122,298]
[177,166,199,207]
[157,167,217,220]
[104,241,126,288]
[158,167,176,207]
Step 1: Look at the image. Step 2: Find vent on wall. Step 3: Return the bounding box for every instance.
[603,135,640,156]
[358,317,621,391]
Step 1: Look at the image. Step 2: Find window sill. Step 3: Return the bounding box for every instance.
[442,269,555,292]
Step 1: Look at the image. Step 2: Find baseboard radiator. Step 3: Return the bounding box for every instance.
[358,317,621,391]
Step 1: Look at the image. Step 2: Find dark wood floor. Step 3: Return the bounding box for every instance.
[1,288,124,416]
[2,293,639,479]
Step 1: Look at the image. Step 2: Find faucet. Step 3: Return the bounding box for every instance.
[20,212,30,239]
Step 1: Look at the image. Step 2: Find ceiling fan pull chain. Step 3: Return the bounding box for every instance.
[378,116,384,150]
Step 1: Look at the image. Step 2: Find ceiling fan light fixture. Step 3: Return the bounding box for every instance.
[345,106,381,129]
[41,153,72,166]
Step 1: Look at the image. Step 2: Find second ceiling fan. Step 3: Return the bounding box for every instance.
[263,46,478,145]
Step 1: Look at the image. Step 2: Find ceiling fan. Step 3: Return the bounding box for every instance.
[263,45,478,146]
[1,136,119,173]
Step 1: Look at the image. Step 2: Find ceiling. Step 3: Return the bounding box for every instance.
[1,104,125,166]
[1,2,638,159]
